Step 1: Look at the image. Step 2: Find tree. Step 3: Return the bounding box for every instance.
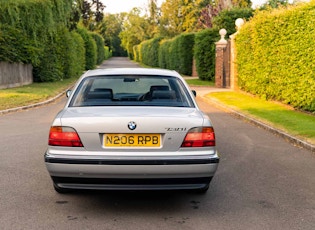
[147,0,160,37]
[260,0,289,9]
[198,0,251,29]
[119,8,151,59]
[213,7,253,35]
[159,0,183,37]
[99,13,127,56]
[231,0,251,8]
[76,0,105,30]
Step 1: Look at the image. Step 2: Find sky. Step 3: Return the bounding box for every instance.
[102,1,268,14]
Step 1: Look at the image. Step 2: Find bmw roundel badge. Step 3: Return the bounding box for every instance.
[128,121,137,130]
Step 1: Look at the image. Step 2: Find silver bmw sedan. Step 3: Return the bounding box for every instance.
[44,68,219,193]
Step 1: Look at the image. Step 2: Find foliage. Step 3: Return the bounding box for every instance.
[159,0,183,36]
[147,0,160,37]
[196,0,251,30]
[104,46,112,60]
[213,7,253,35]
[140,37,164,67]
[100,13,127,56]
[159,0,209,36]
[158,33,195,75]
[135,32,194,76]
[77,27,97,70]
[33,26,86,82]
[235,2,315,112]
[133,45,142,63]
[259,0,289,9]
[0,0,90,82]
[194,28,219,81]
[197,3,221,29]
[231,0,252,8]
[119,8,151,59]
[91,32,106,65]
[77,0,105,29]
[33,27,66,82]
[64,31,86,78]
[0,24,40,64]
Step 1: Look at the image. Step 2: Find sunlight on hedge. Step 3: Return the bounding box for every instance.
[235,2,315,112]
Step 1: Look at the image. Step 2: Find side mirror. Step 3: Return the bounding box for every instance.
[66,90,72,98]
[192,90,197,97]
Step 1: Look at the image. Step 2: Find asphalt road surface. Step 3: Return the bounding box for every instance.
[0,57,314,230]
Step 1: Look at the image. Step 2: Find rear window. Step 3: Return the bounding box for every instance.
[69,75,195,107]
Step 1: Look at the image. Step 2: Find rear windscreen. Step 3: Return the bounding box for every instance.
[69,75,195,108]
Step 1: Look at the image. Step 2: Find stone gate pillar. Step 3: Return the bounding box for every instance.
[215,29,228,88]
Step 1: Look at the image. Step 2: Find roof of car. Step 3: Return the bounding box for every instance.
[83,68,181,78]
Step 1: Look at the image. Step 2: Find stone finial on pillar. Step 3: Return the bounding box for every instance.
[218,29,228,44]
[235,18,244,31]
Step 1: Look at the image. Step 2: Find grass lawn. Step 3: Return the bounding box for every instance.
[185,78,215,87]
[0,78,77,110]
[207,91,315,145]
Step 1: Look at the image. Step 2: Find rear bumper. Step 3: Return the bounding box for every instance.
[44,152,219,190]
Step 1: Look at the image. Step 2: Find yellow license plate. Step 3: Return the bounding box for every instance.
[103,134,161,147]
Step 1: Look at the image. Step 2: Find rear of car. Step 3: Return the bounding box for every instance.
[44,68,219,193]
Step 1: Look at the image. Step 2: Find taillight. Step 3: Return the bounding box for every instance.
[48,126,83,147]
[181,127,215,147]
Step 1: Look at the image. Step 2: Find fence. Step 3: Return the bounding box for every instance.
[0,62,33,89]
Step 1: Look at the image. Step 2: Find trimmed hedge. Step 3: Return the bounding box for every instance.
[92,33,106,65]
[0,0,82,82]
[194,28,220,81]
[0,0,105,82]
[177,33,195,75]
[104,46,113,60]
[33,27,86,82]
[235,2,315,112]
[0,24,39,64]
[77,27,97,70]
[65,31,86,79]
[158,39,172,69]
[135,33,195,76]
[141,37,163,67]
[133,45,142,63]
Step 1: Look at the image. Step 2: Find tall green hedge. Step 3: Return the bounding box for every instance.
[65,31,86,79]
[158,39,172,69]
[104,46,113,60]
[33,26,86,82]
[0,24,39,64]
[77,27,97,70]
[177,33,195,76]
[0,0,82,82]
[134,33,195,75]
[133,45,142,63]
[236,2,315,112]
[92,33,106,65]
[0,0,105,82]
[141,37,163,67]
[194,29,219,81]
